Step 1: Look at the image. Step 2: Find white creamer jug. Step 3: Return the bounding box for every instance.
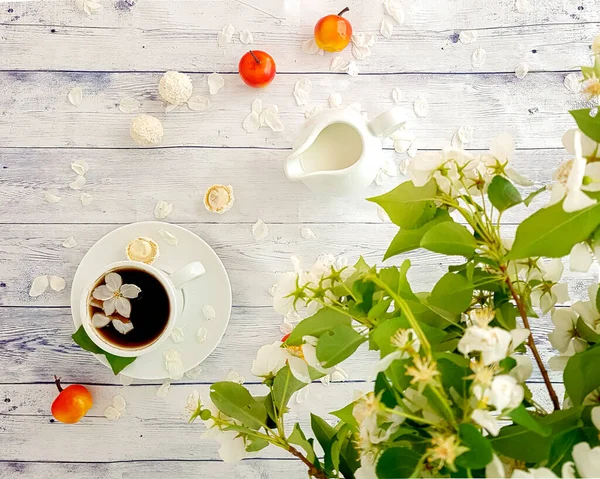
[284,107,406,196]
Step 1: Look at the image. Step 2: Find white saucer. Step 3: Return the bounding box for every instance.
[70,221,232,380]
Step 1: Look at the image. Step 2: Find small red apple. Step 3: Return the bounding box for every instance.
[239,50,276,88]
[50,376,93,424]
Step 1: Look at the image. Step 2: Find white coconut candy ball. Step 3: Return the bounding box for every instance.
[159,71,193,105]
[130,114,164,146]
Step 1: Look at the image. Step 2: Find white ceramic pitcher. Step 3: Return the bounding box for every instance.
[284,107,406,196]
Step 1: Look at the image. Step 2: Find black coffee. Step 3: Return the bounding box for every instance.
[89,267,170,349]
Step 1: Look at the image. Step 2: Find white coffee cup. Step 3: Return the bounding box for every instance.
[80,260,205,357]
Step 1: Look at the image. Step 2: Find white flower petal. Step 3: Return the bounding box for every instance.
[114,297,132,318]
[328,93,342,109]
[471,47,487,68]
[413,96,429,118]
[304,106,323,119]
[104,272,122,292]
[165,349,184,380]
[352,44,371,60]
[170,327,185,343]
[570,243,594,272]
[103,406,121,420]
[92,312,111,328]
[93,285,114,302]
[472,409,500,436]
[391,87,402,105]
[103,297,116,316]
[459,30,478,44]
[196,327,208,344]
[301,38,320,55]
[202,304,216,320]
[329,57,348,73]
[154,200,173,220]
[29,275,49,297]
[572,442,600,479]
[119,97,140,113]
[68,86,83,106]
[208,73,225,95]
[515,0,533,13]
[239,30,254,45]
[457,125,474,144]
[158,229,178,246]
[44,192,62,204]
[380,16,394,39]
[120,284,141,299]
[80,193,93,206]
[49,275,66,292]
[225,371,245,384]
[592,406,600,430]
[383,0,404,23]
[242,111,260,133]
[300,227,316,239]
[119,374,134,386]
[217,24,234,46]
[69,175,87,191]
[112,395,126,412]
[71,160,89,176]
[293,79,312,106]
[515,62,529,79]
[264,108,285,132]
[252,219,268,240]
[187,96,211,111]
[346,60,359,77]
[112,318,134,334]
[156,381,171,398]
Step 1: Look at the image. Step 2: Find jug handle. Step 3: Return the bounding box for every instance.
[368,107,407,138]
[284,152,305,181]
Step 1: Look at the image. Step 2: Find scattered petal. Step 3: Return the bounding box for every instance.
[112,318,134,335]
[44,192,61,204]
[71,160,89,176]
[217,24,235,46]
[202,304,216,321]
[68,86,83,106]
[252,219,269,240]
[154,200,173,220]
[62,236,78,248]
[451,132,464,149]
[187,96,211,111]
[304,106,323,119]
[383,0,404,23]
[156,381,171,398]
[380,16,394,39]
[264,107,285,132]
[243,111,261,133]
[457,125,474,144]
[103,406,121,420]
[330,57,349,73]
[119,97,140,113]
[49,275,66,292]
[225,371,245,384]
[515,62,529,79]
[564,73,582,92]
[302,38,320,55]
[208,73,225,95]
[328,93,342,108]
[515,0,532,13]
[196,327,208,344]
[352,32,376,47]
[394,139,412,153]
[293,79,312,106]
[239,30,254,45]
[459,30,478,44]
[391,87,402,105]
[352,44,371,60]
[413,96,429,117]
[159,229,179,246]
[471,47,487,68]
[171,327,185,343]
[119,375,134,386]
[300,227,316,239]
[185,364,203,378]
[112,395,126,412]
[29,276,49,297]
[92,312,111,328]
[80,193,93,206]
[251,98,262,115]
[69,175,87,190]
[346,60,359,77]
[165,349,184,380]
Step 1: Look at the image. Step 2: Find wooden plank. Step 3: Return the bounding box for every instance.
[0,223,595,309]
[0,382,565,463]
[0,147,565,225]
[0,459,307,479]
[0,1,597,73]
[0,71,581,149]
[0,302,571,385]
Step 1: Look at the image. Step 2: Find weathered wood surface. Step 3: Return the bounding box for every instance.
[0,0,597,73]
[0,71,583,149]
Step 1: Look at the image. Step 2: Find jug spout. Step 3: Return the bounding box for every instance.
[284,152,306,181]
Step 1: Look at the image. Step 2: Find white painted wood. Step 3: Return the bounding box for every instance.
[0,71,581,149]
[0,1,597,73]
[0,148,564,225]
[0,382,564,463]
[0,223,596,309]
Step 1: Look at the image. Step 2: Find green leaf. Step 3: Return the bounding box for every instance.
[547,428,586,475]
[523,186,547,207]
[330,402,359,431]
[371,316,447,356]
[367,180,437,229]
[71,326,136,375]
[582,65,596,79]
[495,302,518,331]
[375,446,422,478]
[384,209,452,260]
[310,413,336,452]
[316,324,366,368]
[285,309,351,346]
[245,437,269,452]
[420,222,477,257]
[272,365,307,416]
[456,423,493,469]
[508,405,552,437]
[487,175,523,212]
[428,273,473,315]
[288,423,318,465]
[570,109,600,143]
[379,261,415,300]
[596,285,600,315]
[565,345,600,405]
[507,200,600,259]
[576,317,600,344]
[209,382,267,430]
[491,407,583,462]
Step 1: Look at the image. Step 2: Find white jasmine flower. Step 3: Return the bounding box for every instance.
[486,454,506,478]
[468,307,495,327]
[458,326,512,365]
[215,430,247,463]
[511,467,558,478]
[427,434,469,470]
[489,375,524,411]
[570,242,594,272]
[549,308,588,354]
[406,357,440,388]
[482,133,532,186]
[572,284,600,329]
[572,442,600,478]
[92,272,141,318]
[472,408,500,436]
[562,129,599,159]
[510,355,533,382]
[509,328,530,350]
[355,455,378,479]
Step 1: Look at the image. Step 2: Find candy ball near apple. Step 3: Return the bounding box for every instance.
[239,50,276,88]
[314,7,352,52]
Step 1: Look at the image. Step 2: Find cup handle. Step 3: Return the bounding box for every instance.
[368,106,407,138]
[169,261,206,289]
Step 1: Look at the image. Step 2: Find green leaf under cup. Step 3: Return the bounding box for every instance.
[72,326,136,375]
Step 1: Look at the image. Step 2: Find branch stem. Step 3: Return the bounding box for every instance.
[337,7,350,16]
[288,445,328,479]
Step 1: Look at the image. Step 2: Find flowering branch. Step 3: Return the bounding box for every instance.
[288,445,329,479]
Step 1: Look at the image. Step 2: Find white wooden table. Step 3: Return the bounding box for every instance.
[0,1,596,477]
